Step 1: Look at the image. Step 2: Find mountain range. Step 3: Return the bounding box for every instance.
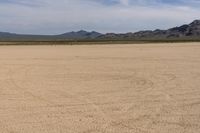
[0,20,200,41]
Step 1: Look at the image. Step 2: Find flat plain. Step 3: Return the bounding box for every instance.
[0,43,200,133]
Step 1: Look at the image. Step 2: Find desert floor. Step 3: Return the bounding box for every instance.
[0,43,200,133]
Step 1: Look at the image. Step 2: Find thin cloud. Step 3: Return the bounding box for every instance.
[0,0,199,34]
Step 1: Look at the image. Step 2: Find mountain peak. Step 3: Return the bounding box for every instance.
[58,30,102,39]
[77,30,88,34]
[190,20,200,25]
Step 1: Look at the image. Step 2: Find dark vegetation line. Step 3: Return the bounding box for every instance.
[0,39,200,46]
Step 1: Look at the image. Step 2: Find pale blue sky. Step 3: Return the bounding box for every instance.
[0,0,200,34]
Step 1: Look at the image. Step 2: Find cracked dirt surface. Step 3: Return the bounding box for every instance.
[0,43,200,133]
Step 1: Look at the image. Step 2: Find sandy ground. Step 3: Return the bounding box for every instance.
[0,43,200,133]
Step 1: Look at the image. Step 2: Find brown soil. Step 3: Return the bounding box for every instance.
[0,43,200,133]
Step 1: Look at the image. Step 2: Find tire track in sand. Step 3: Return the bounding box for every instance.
[8,65,56,106]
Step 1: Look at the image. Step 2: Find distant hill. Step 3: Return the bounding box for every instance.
[0,20,200,41]
[98,20,200,40]
[0,30,102,41]
[0,32,53,41]
[57,30,102,39]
